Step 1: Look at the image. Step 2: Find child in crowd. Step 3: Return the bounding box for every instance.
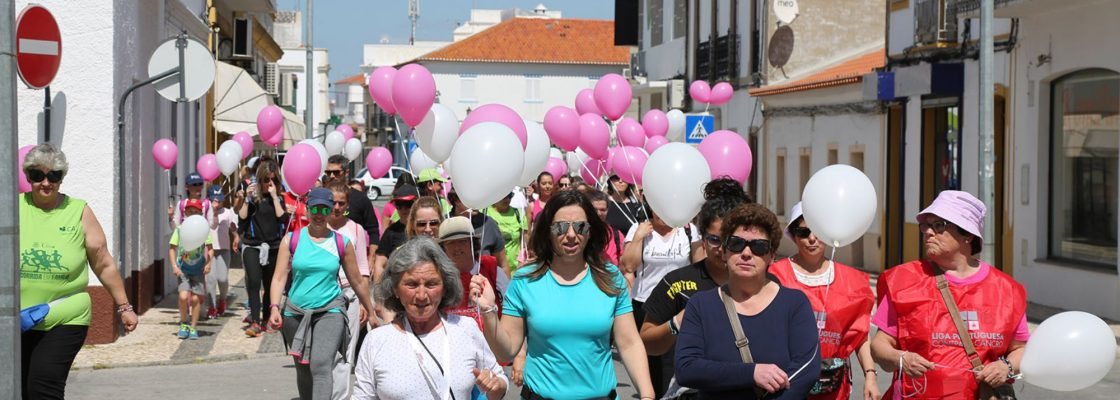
[206,185,238,319]
[169,199,213,340]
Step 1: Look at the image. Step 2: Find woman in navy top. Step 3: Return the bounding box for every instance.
[675,203,820,399]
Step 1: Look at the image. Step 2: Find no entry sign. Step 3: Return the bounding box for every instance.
[16,5,62,89]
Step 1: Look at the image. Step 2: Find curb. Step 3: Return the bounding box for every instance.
[72,352,287,371]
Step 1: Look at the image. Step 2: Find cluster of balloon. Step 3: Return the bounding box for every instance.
[689,80,734,107]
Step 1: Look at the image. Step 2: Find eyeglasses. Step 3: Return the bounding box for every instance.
[789,226,813,239]
[558,182,571,188]
[551,221,590,236]
[919,220,952,234]
[414,219,441,228]
[26,169,64,183]
[308,206,332,215]
[704,234,722,247]
[724,236,772,256]
[324,169,344,177]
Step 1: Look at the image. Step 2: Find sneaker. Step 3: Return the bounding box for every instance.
[188,327,199,340]
[242,314,252,324]
[177,323,189,339]
[206,307,219,320]
[216,300,227,316]
[245,323,262,338]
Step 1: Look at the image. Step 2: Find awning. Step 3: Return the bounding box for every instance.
[212,61,305,149]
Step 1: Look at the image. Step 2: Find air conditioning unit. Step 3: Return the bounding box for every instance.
[622,68,632,79]
[232,15,253,58]
[263,63,278,96]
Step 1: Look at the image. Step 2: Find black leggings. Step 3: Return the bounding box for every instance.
[243,246,279,324]
[632,299,673,398]
[22,325,88,400]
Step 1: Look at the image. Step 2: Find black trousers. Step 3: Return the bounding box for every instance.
[632,299,674,398]
[22,325,88,400]
[242,246,279,323]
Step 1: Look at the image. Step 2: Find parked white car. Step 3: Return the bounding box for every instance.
[357,166,410,201]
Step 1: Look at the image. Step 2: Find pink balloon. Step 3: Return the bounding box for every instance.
[575,89,601,116]
[544,106,580,151]
[282,144,323,195]
[232,132,254,159]
[605,146,621,174]
[689,80,711,104]
[257,106,283,143]
[196,154,220,182]
[642,109,668,138]
[18,145,34,193]
[262,124,283,147]
[617,118,646,147]
[698,130,753,183]
[365,146,393,179]
[645,135,669,154]
[612,146,648,185]
[593,73,633,121]
[392,64,436,127]
[579,114,610,160]
[337,124,355,141]
[151,139,178,170]
[460,104,527,149]
[580,158,607,184]
[709,82,734,105]
[368,66,397,115]
[543,157,568,180]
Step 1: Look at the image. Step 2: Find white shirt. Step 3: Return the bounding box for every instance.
[209,207,237,250]
[352,314,508,400]
[625,223,700,302]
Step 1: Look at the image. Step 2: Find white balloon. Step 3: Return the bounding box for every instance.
[549,147,564,160]
[298,139,329,176]
[415,103,459,163]
[324,131,347,156]
[567,148,590,178]
[409,147,438,176]
[1021,311,1116,392]
[178,215,210,251]
[800,165,877,247]
[518,120,552,187]
[216,141,242,177]
[449,122,525,209]
[343,138,363,161]
[641,143,710,228]
[666,109,686,142]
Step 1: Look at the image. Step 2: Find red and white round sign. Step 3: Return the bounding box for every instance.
[16,5,62,89]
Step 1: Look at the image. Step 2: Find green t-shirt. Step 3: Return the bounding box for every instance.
[487,206,527,274]
[20,194,92,330]
[169,229,213,276]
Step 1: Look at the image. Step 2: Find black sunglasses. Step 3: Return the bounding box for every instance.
[704,234,722,246]
[551,221,591,236]
[26,169,64,183]
[324,169,345,177]
[724,236,772,256]
[789,226,812,239]
[919,219,952,234]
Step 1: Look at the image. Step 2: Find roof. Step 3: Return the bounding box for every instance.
[335,73,365,86]
[413,18,630,65]
[749,49,885,97]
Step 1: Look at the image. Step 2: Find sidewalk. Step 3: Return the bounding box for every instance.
[72,267,288,370]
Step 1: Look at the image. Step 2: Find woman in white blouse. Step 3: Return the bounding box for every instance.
[353,237,508,400]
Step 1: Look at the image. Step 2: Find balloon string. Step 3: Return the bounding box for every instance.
[393,116,422,200]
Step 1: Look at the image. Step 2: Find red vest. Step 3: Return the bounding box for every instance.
[879,261,1026,399]
[448,255,502,331]
[771,258,875,400]
[283,192,308,235]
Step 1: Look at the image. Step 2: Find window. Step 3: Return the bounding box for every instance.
[648,0,663,46]
[524,75,542,103]
[776,149,786,215]
[460,74,477,103]
[799,148,811,194]
[828,146,838,165]
[673,0,687,39]
[1049,69,1119,267]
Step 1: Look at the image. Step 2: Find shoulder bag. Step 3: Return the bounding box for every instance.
[935,274,1017,400]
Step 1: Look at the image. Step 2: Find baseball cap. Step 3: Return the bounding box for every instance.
[306,187,334,208]
[438,216,474,243]
[186,172,204,185]
[208,186,226,201]
[247,156,260,169]
[416,168,448,183]
[393,184,419,201]
[183,199,204,211]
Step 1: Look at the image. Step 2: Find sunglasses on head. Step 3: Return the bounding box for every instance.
[414,219,440,228]
[551,221,590,236]
[308,206,332,215]
[724,236,772,256]
[789,226,812,239]
[26,169,64,183]
[919,219,952,234]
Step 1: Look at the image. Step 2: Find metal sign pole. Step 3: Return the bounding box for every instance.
[0,0,21,394]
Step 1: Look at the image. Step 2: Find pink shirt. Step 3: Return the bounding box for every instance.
[332,220,371,285]
[872,262,1030,340]
[603,227,622,266]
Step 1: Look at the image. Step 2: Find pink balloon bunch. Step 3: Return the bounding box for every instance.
[689,80,711,103]
[698,130,752,183]
[460,104,527,149]
[231,132,254,159]
[593,73,632,121]
[690,80,734,106]
[257,106,284,147]
[616,118,646,147]
[282,144,323,195]
[196,154,220,182]
[579,114,610,160]
[392,64,437,127]
[544,106,580,151]
[18,145,34,193]
[365,147,393,179]
[368,67,398,115]
[152,139,178,170]
[612,146,648,185]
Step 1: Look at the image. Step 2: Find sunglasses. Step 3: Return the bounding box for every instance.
[551,221,591,236]
[724,236,772,256]
[393,200,416,208]
[26,169,64,183]
[790,226,812,239]
[919,220,952,234]
[308,206,332,215]
[324,169,344,177]
[414,219,441,228]
[188,183,204,187]
[704,234,722,246]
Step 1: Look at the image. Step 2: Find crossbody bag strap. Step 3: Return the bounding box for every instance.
[719,285,754,363]
[934,273,984,370]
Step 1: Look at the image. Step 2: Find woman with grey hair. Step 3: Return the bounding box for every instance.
[19,143,137,399]
[353,237,508,400]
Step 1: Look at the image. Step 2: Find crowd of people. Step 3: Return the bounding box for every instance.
[19,142,1032,400]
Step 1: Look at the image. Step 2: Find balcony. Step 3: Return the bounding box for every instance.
[914,0,959,45]
[955,0,1083,18]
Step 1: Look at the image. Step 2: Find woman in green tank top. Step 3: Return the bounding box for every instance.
[19,144,136,399]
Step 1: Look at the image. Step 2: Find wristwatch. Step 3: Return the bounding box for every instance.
[668,316,680,336]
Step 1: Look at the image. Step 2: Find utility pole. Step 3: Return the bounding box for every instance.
[305,0,314,139]
[978,0,996,263]
[409,0,420,45]
[0,0,22,395]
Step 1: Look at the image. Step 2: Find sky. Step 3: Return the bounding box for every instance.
[277,0,616,82]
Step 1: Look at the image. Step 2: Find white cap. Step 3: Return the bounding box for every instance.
[784,202,803,242]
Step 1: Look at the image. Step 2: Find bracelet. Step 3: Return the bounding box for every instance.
[864,369,877,375]
[269,304,281,309]
[480,305,499,315]
[999,356,1021,382]
[115,304,134,314]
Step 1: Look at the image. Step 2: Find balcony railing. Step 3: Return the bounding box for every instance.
[914,0,959,45]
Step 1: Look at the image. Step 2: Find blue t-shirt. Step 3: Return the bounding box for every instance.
[502,263,632,399]
[285,229,349,315]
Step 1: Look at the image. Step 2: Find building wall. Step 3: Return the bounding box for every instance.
[277,48,329,138]
[764,0,884,84]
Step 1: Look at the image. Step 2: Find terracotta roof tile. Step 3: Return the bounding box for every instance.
[415,18,630,65]
[335,73,365,86]
[749,49,885,96]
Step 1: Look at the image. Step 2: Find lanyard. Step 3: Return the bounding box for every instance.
[405,318,455,400]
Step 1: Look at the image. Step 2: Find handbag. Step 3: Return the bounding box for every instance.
[809,357,848,395]
[935,274,1017,400]
[719,286,769,398]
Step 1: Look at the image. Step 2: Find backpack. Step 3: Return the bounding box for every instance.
[288,227,345,265]
[178,198,211,223]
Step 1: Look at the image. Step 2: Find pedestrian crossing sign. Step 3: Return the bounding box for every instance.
[685,114,714,144]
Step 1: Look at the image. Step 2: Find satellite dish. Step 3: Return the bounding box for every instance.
[768,25,795,68]
[147,36,215,102]
[774,0,799,25]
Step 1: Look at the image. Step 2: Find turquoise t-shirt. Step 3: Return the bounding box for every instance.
[502,263,632,399]
[169,229,213,276]
[285,229,349,315]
